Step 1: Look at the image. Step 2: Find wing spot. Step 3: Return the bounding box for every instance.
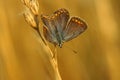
[77,21,81,24]
[75,19,78,22]
[60,10,63,13]
[55,13,58,16]
[57,12,61,15]
[72,19,75,21]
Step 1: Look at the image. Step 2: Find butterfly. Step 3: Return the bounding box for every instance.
[41,8,87,48]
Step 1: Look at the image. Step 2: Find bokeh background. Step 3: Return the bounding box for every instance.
[0,0,120,80]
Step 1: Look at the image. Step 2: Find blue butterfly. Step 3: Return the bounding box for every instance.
[41,8,87,48]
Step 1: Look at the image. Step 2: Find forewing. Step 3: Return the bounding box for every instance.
[63,17,87,42]
[41,8,69,32]
[52,8,70,32]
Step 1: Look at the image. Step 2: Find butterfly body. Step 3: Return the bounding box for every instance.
[41,8,87,48]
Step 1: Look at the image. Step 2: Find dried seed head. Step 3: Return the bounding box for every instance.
[21,0,31,7]
[29,0,39,15]
[21,0,39,15]
[23,10,37,27]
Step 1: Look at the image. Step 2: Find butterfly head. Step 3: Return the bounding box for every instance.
[58,41,64,48]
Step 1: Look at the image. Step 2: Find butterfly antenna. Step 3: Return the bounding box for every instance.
[65,45,78,54]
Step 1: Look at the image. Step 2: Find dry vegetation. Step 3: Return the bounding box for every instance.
[0,0,120,80]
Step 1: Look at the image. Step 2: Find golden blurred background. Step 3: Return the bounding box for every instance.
[0,0,120,80]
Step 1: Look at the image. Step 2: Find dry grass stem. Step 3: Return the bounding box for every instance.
[29,0,39,15]
[21,0,62,80]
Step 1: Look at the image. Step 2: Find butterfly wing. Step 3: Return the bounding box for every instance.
[63,17,87,42]
[52,8,70,32]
